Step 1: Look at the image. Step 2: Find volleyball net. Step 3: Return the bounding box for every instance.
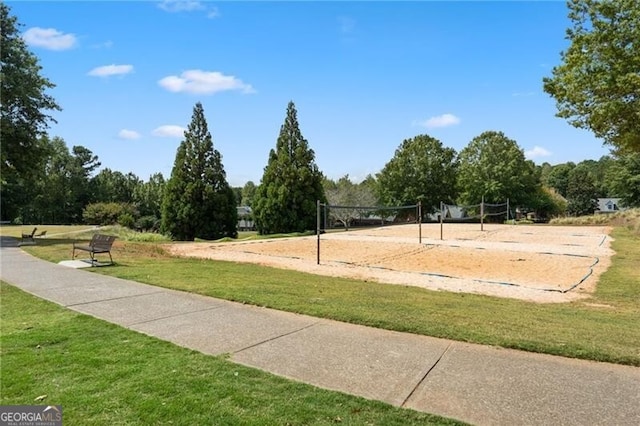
[315,201,423,264]
[314,199,513,263]
[320,203,420,230]
[441,200,511,223]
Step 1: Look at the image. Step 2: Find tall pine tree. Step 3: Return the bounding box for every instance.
[161,102,237,240]
[254,101,326,234]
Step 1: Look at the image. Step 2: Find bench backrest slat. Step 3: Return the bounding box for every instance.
[90,234,116,250]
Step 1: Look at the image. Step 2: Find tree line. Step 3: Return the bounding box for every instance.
[2,1,639,240]
[9,135,166,229]
[239,132,640,224]
[11,96,638,239]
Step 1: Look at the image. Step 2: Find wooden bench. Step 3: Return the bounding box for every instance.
[72,234,117,265]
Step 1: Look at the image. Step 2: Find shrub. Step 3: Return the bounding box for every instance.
[549,208,640,235]
[135,215,160,232]
[83,202,137,225]
[117,212,135,229]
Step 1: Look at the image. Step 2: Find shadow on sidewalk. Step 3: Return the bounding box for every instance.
[0,236,19,248]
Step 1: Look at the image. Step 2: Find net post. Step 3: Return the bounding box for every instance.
[507,198,510,224]
[418,201,422,244]
[481,195,484,231]
[440,201,444,240]
[324,203,328,231]
[316,200,321,265]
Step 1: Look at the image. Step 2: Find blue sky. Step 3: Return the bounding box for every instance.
[11,0,611,187]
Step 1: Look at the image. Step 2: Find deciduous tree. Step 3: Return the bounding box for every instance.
[27,137,99,224]
[0,3,61,221]
[543,0,640,153]
[529,186,568,219]
[376,134,458,217]
[546,163,576,198]
[91,169,142,204]
[133,173,166,218]
[240,181,257,207]
[324,175,377,229]
[457,131,539,207]
[580,158,615,197]
[566,165,598,216]
[606,153,640,207]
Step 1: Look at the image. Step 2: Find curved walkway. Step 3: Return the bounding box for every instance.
[1,237,639,425]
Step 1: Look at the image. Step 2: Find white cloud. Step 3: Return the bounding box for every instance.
[153,125,186,138]
[525,146,552,159]
[158,70,255,95]
[23,27,77,51]
[158,0,204,12]
[118,129,141,140]
[415,113,461,129]
[157,0,218,17]
[88,64,134,77]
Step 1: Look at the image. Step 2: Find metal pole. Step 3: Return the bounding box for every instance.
[418,201,422,244]
[316,200,321,265]
[481,195,484,231]
[324,203,328,231]
[507,198,510,224]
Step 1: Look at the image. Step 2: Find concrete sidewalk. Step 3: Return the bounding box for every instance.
[1,237,639,425]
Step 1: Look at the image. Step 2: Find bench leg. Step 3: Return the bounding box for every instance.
[71,249,113,266]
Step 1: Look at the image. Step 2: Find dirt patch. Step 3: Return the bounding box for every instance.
[167,223,614,304]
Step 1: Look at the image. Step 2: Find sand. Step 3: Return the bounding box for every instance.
[167,223,614,304]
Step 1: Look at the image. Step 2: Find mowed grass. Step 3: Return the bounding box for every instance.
[0,224,97,238]
[18,222,640,366]
[0,283,461,425]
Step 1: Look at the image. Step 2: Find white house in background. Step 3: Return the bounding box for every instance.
[425,204,468,221]
[596,198,626,214]
[237,206,255,230]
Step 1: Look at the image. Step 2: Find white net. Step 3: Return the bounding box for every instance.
[441,201,510,223]
[322,203,419,231]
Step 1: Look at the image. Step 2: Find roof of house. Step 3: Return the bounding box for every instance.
[596,198,623,212]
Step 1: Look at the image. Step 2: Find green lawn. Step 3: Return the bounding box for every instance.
[0,282,462,425]
[0,224,97,238]
[17,224,640,366]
